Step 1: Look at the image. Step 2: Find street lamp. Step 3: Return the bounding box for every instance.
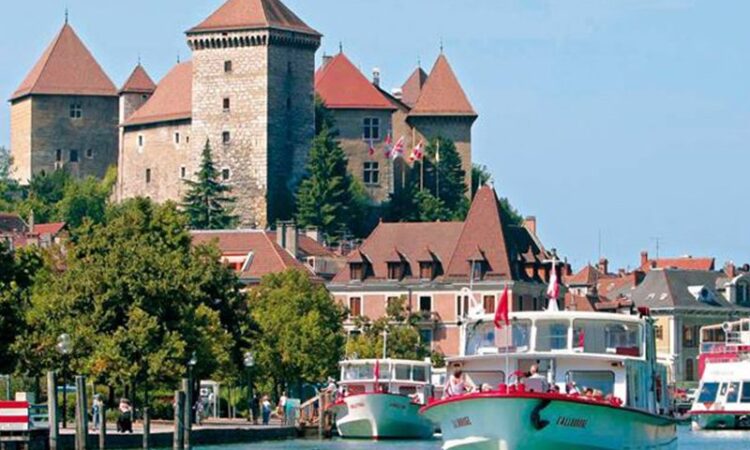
[187,352,197,424]
[243,352,255,421]
[56,333,72,429]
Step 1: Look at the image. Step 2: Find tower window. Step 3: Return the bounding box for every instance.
[224,60,232,73]
[221,168,231,181]
[138,135,144,148]
[363,117,380,140]
[175,132,181,144]
[86,148,94,159]
[363,162,380,185]
[55,149,62,162]
[222,131,231,144]
[223,98,231,112]
[69,103,82,119]
[69,150,79,163]
[145,168,151,184]
[180,166,187,179]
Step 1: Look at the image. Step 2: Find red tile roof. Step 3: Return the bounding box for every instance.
[266,231,335,258]
[120,64,156,94]
[315,53,395,110]
[0,213,27,233]
[11,24,117,101]
[124,62,192,126]
[401,67,428,108]
[648,257,715,272]
[566,264,605,286]
[445,186,512,279]
[32,222,66,236]
[410,54,476,117]
[189,0,319,35]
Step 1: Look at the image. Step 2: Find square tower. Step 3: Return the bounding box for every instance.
[186,0,321,228]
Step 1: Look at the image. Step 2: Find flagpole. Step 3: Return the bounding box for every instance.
[506,308,510,384]
[436,139,441,201]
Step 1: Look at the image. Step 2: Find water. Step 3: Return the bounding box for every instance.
[196,426,749,449]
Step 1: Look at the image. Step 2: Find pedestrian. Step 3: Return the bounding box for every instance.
[117,398,133,433]
[250,393,261,425]
[91,394,103,431]
[194,399,204,425]
[279,391,288,424]
[261,395,272,425]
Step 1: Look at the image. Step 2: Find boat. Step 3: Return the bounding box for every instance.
[688,318,750,430]
[329,358,435,439]
[420,307,677,449]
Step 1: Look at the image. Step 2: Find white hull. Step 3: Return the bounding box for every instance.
[691,413,750,430]
[421,394,677,450]
[331,393,434,439]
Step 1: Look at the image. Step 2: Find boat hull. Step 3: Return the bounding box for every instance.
[421,393,677,450]
[691,412,750,430]
[331,393,434,439]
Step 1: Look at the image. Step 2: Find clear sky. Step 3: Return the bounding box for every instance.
[1,0,748,272]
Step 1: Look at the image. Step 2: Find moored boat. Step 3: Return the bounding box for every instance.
[329,358,435,439]
[420,307,678,449]
[689,319,750,430]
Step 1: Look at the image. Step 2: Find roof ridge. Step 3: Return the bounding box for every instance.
[24,25,66,97]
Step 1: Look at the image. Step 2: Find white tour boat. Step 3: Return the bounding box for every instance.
[689,318,750,430]
[420,307,677,450]
[329,358,435,439]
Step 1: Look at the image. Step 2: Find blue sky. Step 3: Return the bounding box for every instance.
[1,0,749,271]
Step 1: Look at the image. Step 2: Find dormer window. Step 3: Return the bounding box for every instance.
[419,262,434,280]
[387,262,404,281]
[350,262,364,281]
[471,260,487,281]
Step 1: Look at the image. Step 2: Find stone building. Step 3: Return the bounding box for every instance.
[315,51,477,203]
[118,0,321,228]
[327,186,562,357]
[9,22,119,183]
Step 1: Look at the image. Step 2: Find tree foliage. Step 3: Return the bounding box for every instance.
[314,95,337,136]
[247,269,345,393]
[182,140,237,230]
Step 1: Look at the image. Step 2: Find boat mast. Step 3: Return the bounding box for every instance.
[382,329,388,360]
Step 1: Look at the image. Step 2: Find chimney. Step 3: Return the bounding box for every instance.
[372,67,381,87]
[305,227,320,243]
[391,88,403,100]
[523,216,537,235]
[321,53,333,68]
[276,220,286,249]
[640,251,649,269]
[725,261,737,278]
[28,210,35,234]
[598,258,609,275]
[284,221,298,258]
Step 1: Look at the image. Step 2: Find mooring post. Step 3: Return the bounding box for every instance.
[142,407,150,450]
[47,371,59,450]
[98,405,106,450]
[75,375,89,450]
[317,392,325,439]
[173,391,185,450]
[182,379,191,450]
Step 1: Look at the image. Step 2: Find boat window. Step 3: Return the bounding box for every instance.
[378,363,392,380]
[343,363,374,381]
[698,382,720,403]
[536,320,569,351]
[395,364,411,381]
[496,320,532,354]
[413,365,427,382]
[741,382,750,403]
[572,320,642,356]
[566,371,615,396]
[727,382,740,403]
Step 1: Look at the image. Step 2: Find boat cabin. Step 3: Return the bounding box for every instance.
[450,311,671,415]
[339,359,433,403]
[698,319,750,378]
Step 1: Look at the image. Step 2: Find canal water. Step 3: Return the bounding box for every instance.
[196,426,748,449]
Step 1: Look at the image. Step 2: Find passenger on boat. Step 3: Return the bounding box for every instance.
[524,365,548,393]
[443,370,475,398]
[481,383,493,393]
[548,384,561,394]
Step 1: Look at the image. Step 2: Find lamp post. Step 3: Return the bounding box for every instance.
[187,352,197,424]
[243,352,255,421]
[56,333,72,429]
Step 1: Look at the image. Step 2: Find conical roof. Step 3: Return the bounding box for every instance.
[315,53,394,110]
[119,64,156,95]
[189,0,319,35]
[410,54,476,117]
[11,24,117,101]
[401,67,428,108]
[124,62,192,127]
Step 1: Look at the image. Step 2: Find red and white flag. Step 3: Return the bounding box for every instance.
[368,138,375,156]
[546,260,560,311]
[391,136,405,160]
[409,140,425,162]
[383,134,393,158]
[494,285,510,329]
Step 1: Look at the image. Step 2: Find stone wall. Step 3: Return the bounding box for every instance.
[119,92,152,124]
[12,95,119,182]
[119,121,192,203]
[408,116,474,190]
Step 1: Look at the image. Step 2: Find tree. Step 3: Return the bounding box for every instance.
[56,167,116,229]
[295,128,354,242]
[314,94,337,136]
[0,147,20,212]
[422,137,468,216]
[247,269,345,395]
[182,140,237,230]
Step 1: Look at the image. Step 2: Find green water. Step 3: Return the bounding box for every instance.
[196,426,748,449]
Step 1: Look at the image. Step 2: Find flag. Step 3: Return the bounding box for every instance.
[409,140,424,162]
[494,285,510,329]
[368,138,375,156]
[391,136,405,160]
[435,140,441,163]
[547,260,560,311]
[383,134,393,158]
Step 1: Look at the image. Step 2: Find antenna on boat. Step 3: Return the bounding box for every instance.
[382,330,388,360]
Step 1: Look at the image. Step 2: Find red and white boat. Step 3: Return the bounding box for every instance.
[329,358,435,439]
[420,308,677,449]
[689,319,750,430]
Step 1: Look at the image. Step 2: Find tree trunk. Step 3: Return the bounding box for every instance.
[108,386,115,408]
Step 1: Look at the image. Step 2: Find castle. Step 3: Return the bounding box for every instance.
[9,0,476,228]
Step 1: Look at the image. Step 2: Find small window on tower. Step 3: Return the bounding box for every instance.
[223,98,231,112]
[221,168,231,181]
[180,166,187,179]
[224,60,233,73]
[69,150,79,163]
[55,149,62,162]
[145,168,152,184]
[69,103,82,119]
[363,162,380,185]
[222,131,231,144]
[175,132,180,144]
[363,117,380,140]
[138,135,144,148]
[86,148,94,159]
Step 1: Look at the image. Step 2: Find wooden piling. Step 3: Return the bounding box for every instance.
[318,392,325,439]
[74,375,89,450]
[98,405,106,450]
[142,407,150,450]
[181,379,191,450]
[173,391,184,450]
[47,372,59,450]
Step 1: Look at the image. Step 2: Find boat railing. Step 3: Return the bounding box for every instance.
[298,390,336,426]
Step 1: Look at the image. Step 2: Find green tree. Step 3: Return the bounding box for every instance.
[422,137,468,216]
[247,269,345,395]
[0,147,20,212]
[295,128,354,242]
[314,94,337,136]
[182,140,237,230]
[471,164,492,198]
[56,167,116,229]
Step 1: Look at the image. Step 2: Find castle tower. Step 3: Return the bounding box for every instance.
[119,64,156,123]
[186,0,321,228]
[9,22,118,182]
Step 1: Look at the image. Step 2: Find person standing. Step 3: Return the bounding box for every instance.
[279,391,288,425]
[261,395,272,425]
[250,393,261,425]
[91,394,103,431]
